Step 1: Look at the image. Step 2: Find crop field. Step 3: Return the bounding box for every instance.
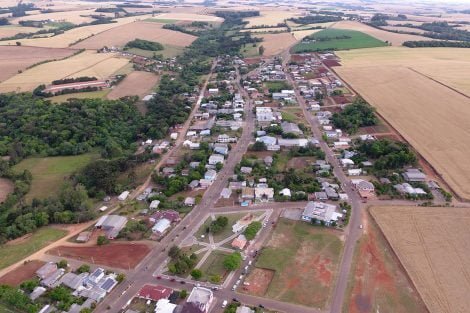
[386,20,424,26]
[244,9,302,27]
[336,49,470,199]
[293,29,387,53]
[247,218,343,308]
[107,71,159,100]
[127,44,186,58]
[344,212,428,313]
[240,27,288,33]
[0,15,150,48]
[256,33,297,56]
[0,46,77,82]
[292,28,324,41]
[0,50,128,92]
[333,21,433,46]
[49,89,110,103]
[153,12,223,22]
[371,206,470,313]
[9,9,100,25]
[0,227,67,270]
[13,153,98,202]
[0,178,14,203]
[72,21,197,50]
[382,25,426,34]
[0,25,39,38]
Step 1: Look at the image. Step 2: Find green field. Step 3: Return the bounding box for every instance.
[13,153,98,201]
[49,90,110,103]
[254,219,343,308]
[241,42,261,57]
[196,213,248,244]
[0,227,67,270]
[265,80,291,93]
[127,44,186,58]
[198,251,229,283]
[292,28,387,53]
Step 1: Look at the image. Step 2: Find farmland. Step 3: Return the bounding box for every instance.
[344,212,428,313]
[72,21,197,50]
[371,206,470,313]
[244,218,343,308]
[0,46,77,82]
[0,227,67,270]
[107,71,159,100]
[336,58,470,199]
[13,153,99,202]
[47,243,152,269]
[243,9,302,27]
[293,29,387,53]
[0,50,128,92]
[9,9,101,25]
[152,12,223,22]
[0,25,38,38]
[256,33,297,56]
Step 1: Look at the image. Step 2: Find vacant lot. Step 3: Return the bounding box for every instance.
[0,178,14,203]
[0,227,67,270]
[344,212,428,313]
[0,46,77,82]
[48,243,151,269]
[107,71,159,100]
[248,218,343,308]
[0,50,128,92]
[336,64,470,200]
[371,206,470,313]
[13,154,98,201]
[333,20,433,45]
[293,29,387,53]
[73,21,196,50]
[256,33,297,56]
[0,260,45,286]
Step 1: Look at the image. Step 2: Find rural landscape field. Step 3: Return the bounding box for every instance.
[0,0,470,313]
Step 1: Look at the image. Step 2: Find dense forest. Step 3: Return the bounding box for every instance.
[332,98,377,134]
[125,38,164,51]
[290,14,342,24]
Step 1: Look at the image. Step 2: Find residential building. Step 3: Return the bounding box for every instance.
[150,200,161,210]
[221,188,232,199]
[204,169,217,181]
[118,191,130,201]
[137,285,172,302]
[155,299,177,313]
[231,234,247,250]
[301,202,342,225]
[236,306,255,313]
[241,187,255,201]
[208,154,224,165]
[36,262,58,280]
[186,287,213,313]
[278,138,308,148]
[152,219,171,235]
[149,210,180,223]
[402,169,426,182]
[184,197,196,206]
[254,187,274,202]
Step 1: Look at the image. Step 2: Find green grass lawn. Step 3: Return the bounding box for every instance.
[264,80,292,93]
[49,90,110,103]
[196,213,251,244]
[0,227,67,270]
[198,251,230,283]
[292,28,387,53]
[13,153,99,202]
[241,42,261,58]
[127,44,186,59]
[255,218,343,308]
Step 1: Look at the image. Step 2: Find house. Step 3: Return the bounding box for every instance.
[264,156,273,166]
[301,202,342,225]
[281,122,302,135]
[394,183,427,195]
[231,234,247,250]
[324,187,339,200]
[254,187,274,202]
[204,169,217,181]
[208,88,219,95]
[348,168,362,176]
[240,166,253,174]
[170,132,178,140]
[150,200,161,210]
[137,284,172,302]
[86,268,105,286]
[213,143,229,155]
[236,306,255,313]
[41,268,65,288]
[221,188,232,199]
[186,287,213,313]
[208,154,224,165]
[189,180,200,190]
[340,159,354,167]
[184,197,196,206]
[229,181,246,190]
[352,179,375,199]
[279,188,291,198]
[402,169,426,182]
[278,138,308,148]
[314,191,328,201]
[199,179,212,188]
[155,298,177,313]
[118,191,130,201]
[95,215,128,239]
[59,272,88,290]
[36,262,58,279]
[256,135,277,147]
[241,187,255,201]
[152,218,171,235]
[149,210,180,223]
[30,286,47,301]
[218,134,237,143]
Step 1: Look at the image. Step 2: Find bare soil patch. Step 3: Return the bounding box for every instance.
[0,260,45,286]
[47,243,152,269]
[107,71,159,100]
[286,157,314,169]
[243,268,274,296]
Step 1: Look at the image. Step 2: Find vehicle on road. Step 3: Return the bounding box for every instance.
[156,276,161,279]
[232,298,239,302]
[359,224,363,229]
[222,300,228,308]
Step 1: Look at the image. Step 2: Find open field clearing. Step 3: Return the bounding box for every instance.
[333,20,434,45]
[0,15,150,48]
[0,25,39,38]
[0,227,67,270]
[344,212,428,313]
[244,9,302,27]
[386,20,424,26]
[107,71,159,100]
[382,26,426,34]
[9,9,99,25]
[0,50,128,92]
[293,29,387,53]
[336,65,470,200]
[72,21,196,49]
[48,243,152,269]
[245,218,343,308]
[240,27,288,33]
[127,44,186,58]
[371,206,470,313]
[0,178,14,203]
[153,12,223,22]
[0,46,77,82]
[292,28,323,40]
[49,89,110,103]
[337,46,470,97]
[256,33,297,56]
[0,260,45,286]
[13,154,98,202]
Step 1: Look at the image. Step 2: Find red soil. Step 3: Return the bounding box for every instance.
[0,260,45,286]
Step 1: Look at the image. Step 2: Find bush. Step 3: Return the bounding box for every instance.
[76,264,90,274]
[97,235,109,246]
[180,289,188,299]
[57,259,68,269]
[209,216,228,234]
[223,252,242,271]
[116,273,126,283]
[190,269,203,280]
[244,221,262,240]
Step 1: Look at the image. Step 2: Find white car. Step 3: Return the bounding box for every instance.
[222,300,228,308]
[359,224,363,229]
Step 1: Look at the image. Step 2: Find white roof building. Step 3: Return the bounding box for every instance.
[150,200,161,210]
[152,218,171,234]
[155,299,177,313]
[301,202,342,224]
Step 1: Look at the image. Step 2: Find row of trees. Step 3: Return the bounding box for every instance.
[403,40,470,48]
[290,14,342,25]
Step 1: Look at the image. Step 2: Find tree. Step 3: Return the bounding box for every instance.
[116,273,126,283]
[76,264,90,274]
[223,252,242,271]
[97,235,109,246]
[215,162,223,171]
[244,221,262,240]
[168,246,181,259]
[251,141,267,151]
[209,216,229,234]
[190,269,203,280]
[57,259,68,269]
[258,45,265,55]
[209,275,221,283]
[20,279,39,293]
[180,289,188,299]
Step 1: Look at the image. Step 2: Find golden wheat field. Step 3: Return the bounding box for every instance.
[0,25,39,38]
[9,9,101,25]
[336,49,470,199]
[0,50,128,92]
[256,33,297,56]
[0,15,151,48]
[107,71,159,100]
[381,26,426,34]
[244,9,302,27]
[371,206,470,313]
[153,12,223,22]
[72,21,196,49]
[333,20,433,45]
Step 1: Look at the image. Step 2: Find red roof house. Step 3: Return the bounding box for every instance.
[137,285,172,302]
